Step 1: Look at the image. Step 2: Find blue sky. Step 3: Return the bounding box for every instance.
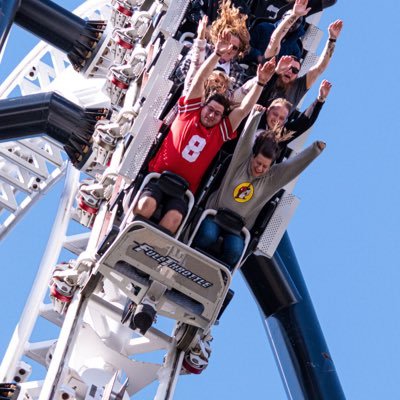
[1,1,400,399]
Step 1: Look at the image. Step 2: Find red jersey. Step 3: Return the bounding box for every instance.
[149,97,236,193]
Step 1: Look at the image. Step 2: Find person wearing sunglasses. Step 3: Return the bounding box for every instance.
[258,19,343,114]
[134,33,276,234]
[179,14,260,106]
[174,0,250,95]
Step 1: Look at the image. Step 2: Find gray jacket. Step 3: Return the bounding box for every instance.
[207,109,324,229]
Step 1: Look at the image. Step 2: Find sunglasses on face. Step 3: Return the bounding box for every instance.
[290,66,300,74]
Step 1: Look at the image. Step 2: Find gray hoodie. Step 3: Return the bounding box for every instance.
[207,109,324,229]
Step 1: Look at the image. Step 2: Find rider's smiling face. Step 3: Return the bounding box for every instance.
[266,104,289,129]
[200,100,225,128]
[250,153,273,177]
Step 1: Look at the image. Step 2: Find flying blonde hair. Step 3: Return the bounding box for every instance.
[204,70,230,99]
[271,126,295,143]
[209,0,250,59]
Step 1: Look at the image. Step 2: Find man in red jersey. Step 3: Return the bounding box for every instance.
[134,32,275,234]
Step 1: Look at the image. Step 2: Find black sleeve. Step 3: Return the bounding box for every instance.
[257,73,279,107]
[285,99,324,141]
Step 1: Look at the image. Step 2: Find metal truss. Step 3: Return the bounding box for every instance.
[0,2,336,400]
[0,0,110,240]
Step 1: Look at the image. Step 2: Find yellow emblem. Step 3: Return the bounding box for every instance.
[233,182,254,203]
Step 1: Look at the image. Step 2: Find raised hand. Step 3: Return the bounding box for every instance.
[197,15,208,40]
[215,30,232,57]
[254,104,266,113]
[276,55,294,75]
[319,79,332,100]
[293,0,311,17]
[257,57,277,84]
[328,19,343,40]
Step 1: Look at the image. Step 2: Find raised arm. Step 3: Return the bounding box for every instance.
[228,58,276,131]
[285,79,332,139]
[316,78,332,104]
[264,0,311,59]
[231,77,257,103]
[306,19,343,89]
[186,31,232,101]
[183,15,208,96]
[268,140,325,193]
[229,106,265,168]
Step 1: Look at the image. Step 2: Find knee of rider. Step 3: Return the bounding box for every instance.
[223,234,244,257]
[162,209,183,229]
[135,196,157,217]
[195,218,218,247]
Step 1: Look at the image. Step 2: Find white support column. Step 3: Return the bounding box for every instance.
[154,345,185,400]
[0,164,80,382]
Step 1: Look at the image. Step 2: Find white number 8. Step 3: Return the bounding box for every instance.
[181,135,206,162]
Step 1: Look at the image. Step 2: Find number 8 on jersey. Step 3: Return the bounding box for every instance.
[181,135,207,162]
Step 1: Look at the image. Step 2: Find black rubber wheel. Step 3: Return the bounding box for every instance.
[80,272,101,298]
[176,323,199,352]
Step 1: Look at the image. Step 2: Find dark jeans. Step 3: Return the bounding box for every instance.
[193,217,244,267]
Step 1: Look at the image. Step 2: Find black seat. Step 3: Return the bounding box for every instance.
[250,0,292,23]
[157,171,189,197]
[213,208,245,236]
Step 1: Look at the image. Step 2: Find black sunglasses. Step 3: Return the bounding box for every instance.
[290,66,300,74]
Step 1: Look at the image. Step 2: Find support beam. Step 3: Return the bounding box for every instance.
[14,0,106,71]
[242,232,345,399]
[0,92,107,166]
[0,0,20,56]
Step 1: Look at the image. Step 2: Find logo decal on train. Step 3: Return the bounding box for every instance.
[133,243,213,288]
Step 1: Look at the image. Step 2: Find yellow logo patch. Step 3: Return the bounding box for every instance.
[233,182,254,203]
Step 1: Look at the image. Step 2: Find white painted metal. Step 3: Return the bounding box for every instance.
[256,193,300,258]
[154,349,185,400]
[0,1,204,399]
[0,164,80,383]
[118,39,183,181]
[301,24,324,53]
[0,1,328,399]
[0,0,110,241]
[96,220,231,331]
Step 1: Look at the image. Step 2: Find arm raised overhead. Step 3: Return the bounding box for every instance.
[186,30,232,101]
[265,0,311,59]
[228,58,276,131]
[306,19,343,89]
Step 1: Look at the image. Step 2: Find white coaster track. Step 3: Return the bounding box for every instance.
[0,1,210,398]
[0,1,327,399]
